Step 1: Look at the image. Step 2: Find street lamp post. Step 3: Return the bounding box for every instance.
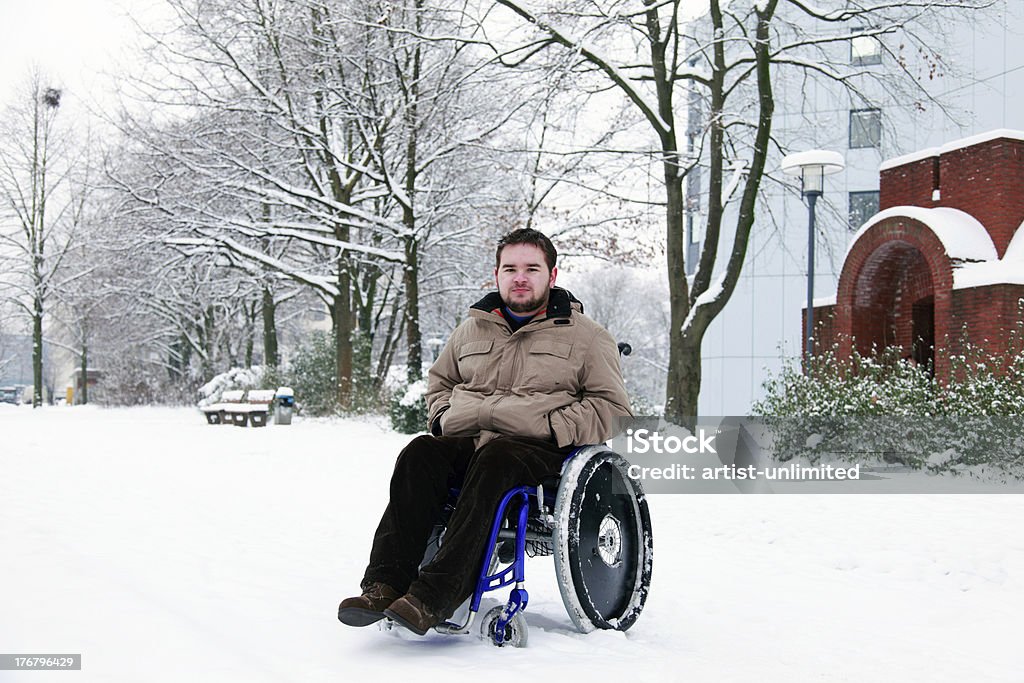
[781,150,845,359]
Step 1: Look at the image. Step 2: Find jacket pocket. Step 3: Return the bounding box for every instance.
[456,339,494,385]
[522,340,575,391]
[441,387,482,437]
[529,340,571,359]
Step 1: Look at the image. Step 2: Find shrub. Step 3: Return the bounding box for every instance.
[349,330,380,414]
[285,331,339,416]
[388,378,428,434]
[266,331,384,417]
[754,339,1024,475]
[757,343,936,418]
[198,366,265,406]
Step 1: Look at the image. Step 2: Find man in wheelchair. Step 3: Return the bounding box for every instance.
[338,228,632,636]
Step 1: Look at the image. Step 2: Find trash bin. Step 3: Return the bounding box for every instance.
[274,387,295,425]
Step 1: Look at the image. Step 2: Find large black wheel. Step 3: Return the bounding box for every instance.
[553,447,653,632]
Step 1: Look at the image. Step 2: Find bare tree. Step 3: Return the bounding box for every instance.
[111,0,521,407]
[474,0,993,423]
[113,0,403,408]
[0,71,91,407]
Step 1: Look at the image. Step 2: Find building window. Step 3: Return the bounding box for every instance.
[849,191,879,230]
[851,29,882,66]
[849,108,881,149]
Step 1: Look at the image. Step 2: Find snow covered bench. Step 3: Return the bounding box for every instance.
[201,389,276,427]
[200,389,246,425]
[223,389,277,427]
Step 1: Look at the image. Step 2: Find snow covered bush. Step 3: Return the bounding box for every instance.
[387,378,428,434]
[757,343,936,418]
[281,332,339,416]
[197,366,266,407]
[348,331,379,414]
[258,364,290,398]
[626,391,663,418]
[939,340,1024,415]
[755,339,1024,475]
[255,331,380,417]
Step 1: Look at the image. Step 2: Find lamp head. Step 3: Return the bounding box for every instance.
[780,150,845,198]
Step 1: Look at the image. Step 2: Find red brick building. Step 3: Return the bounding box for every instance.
[809,130,1024,382]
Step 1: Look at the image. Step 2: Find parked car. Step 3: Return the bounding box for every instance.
[0,386,21,404]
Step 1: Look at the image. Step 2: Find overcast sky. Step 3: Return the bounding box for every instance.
[0,0,153,107]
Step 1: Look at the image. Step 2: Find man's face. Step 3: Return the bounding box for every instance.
[495,243,557,316]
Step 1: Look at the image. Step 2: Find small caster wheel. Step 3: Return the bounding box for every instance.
[481,605,529,647]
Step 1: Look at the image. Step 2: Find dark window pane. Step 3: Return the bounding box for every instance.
[849,109,881,149]
[849,191,880,230]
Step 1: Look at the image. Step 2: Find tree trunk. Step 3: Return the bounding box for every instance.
[402,1,424,385]
[376,296,403,392]
[80,341,88,405]
[643,0,692,424]
[169,333,192,382]
[663,177,691,423]
[333,269,353,410]
[676,337,702,425]
[262,286,278,367]
[670,0,777,424]
[201,306,215,380]
[32,295,43,408]
[403,236,422,384]
[664,0,730,425]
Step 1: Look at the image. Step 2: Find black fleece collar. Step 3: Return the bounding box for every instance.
[470,287,582,319]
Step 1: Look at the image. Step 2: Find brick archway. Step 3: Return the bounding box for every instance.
[834,216,955,381]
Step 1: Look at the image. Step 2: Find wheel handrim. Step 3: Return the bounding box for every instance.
[572,460,638,621]
[553,448,653,633]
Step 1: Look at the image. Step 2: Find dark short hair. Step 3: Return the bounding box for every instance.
[495,228,557,271]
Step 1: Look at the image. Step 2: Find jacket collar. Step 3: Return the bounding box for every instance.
[470,287,582,322]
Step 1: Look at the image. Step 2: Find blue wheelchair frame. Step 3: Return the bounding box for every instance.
[435,448,583,645]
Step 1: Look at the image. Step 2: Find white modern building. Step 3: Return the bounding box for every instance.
[692,0,1024,415]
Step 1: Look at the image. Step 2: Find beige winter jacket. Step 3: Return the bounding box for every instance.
[425,288,632,448]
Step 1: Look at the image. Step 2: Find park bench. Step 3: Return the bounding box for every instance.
[200,389,245,425]
[224,389,277,427]
[200,389,276,427]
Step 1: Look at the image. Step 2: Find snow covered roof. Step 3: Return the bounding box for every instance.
[953,260,1024,289]
[879,129,1024,171]
[953,219,1024,289]
[847,206,997,262]
[1005,219,1024,261]
[844,208,1024,290]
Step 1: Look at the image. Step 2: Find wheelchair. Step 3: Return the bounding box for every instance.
[402,444,653,647]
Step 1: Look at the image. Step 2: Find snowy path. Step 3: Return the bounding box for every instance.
[1,406,1022,682]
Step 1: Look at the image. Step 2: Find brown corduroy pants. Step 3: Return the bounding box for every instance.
[360,434,568,616]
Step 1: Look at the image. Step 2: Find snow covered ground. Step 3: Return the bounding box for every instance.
[2,406,1023,682]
